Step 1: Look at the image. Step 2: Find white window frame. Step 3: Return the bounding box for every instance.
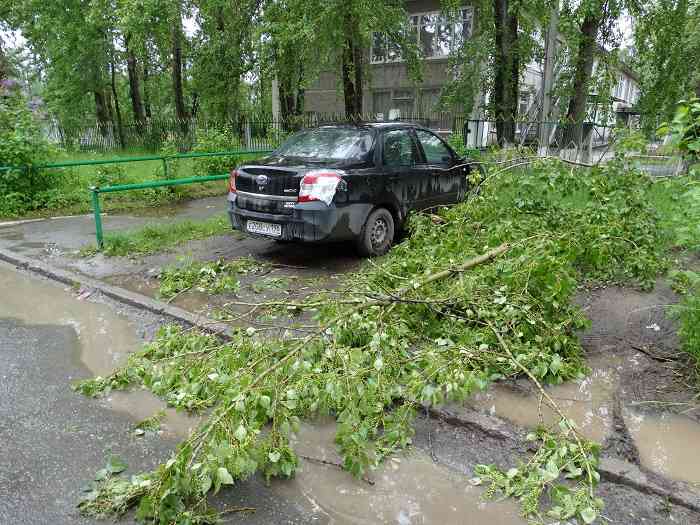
[370,7,474,65]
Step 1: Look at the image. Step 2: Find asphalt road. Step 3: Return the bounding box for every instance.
[0,265,318,525]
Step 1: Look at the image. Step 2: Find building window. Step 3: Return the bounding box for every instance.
[371,8,473,64]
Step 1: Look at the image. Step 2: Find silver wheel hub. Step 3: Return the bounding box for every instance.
[370,218,388,247]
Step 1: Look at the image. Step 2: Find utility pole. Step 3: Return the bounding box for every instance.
[539,3,559,155]
[271,76,280,127]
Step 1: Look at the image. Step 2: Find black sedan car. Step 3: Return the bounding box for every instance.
[227,122,473,256]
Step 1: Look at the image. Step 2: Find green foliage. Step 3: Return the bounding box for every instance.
[134,410,166,435]
[0,89,54,213]
[80,215,232,257]
[658,98,700,156]
[158,258,265,300]
[647,177,700,252]
[250,276,292,294]
[74,159,668,523]
[475,425,603,524]
[191,127,242,177]
[671,270,700,377]
[79,455,144,519]
[633,1,700,131]
[93,164,129,186]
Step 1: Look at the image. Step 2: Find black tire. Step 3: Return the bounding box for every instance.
[356,207,395,257]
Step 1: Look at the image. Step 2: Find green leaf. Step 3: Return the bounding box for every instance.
[374,357,383,370]
[217,467,234,486]
[258,395,271,409]
[234,424,247,442]
[107,455,128,474]
[580,507,598,524]
[268,451,281,463]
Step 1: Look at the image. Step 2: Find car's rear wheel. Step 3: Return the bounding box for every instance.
[356,207,394,257]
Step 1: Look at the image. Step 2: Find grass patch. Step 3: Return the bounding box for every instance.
[0,151,262,220]
[671,270,700,380]
[158,257,266,300]
[647,176,700,251]
[80,215,232,257]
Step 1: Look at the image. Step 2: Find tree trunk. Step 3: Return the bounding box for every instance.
[143,60,152,119]
[0,39,7,82]
[492,0,519,145]
[125,37,146,125]
[171,16,189,128]
[566,3,603,147]
[342,40,363,115]
[110,61,125,149]
[341,14,363,116]
[94,90,112,138]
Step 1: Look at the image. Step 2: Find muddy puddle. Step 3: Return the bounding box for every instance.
[625,410,700,485]
[466,356,619,442]
[0,262,202,435]
[270,420,526,525]
[107,389,203,439]
[0,262,140,376]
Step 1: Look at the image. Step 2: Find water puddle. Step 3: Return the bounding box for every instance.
[625,410,700,485]
[0,262,140,376]
[107,389,203,439]
[271,420,526,525]
[466,357,619,442]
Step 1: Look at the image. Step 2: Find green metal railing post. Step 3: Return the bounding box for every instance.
[0,148,275,251]
[90,187,104,250]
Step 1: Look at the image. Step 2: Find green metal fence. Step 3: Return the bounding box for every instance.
[1,148,273,249]
[90,173,232,250]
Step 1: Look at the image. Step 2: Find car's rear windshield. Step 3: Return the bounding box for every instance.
[274,127,374,161]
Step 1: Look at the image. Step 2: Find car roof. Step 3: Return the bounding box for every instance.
[316,121,429,131]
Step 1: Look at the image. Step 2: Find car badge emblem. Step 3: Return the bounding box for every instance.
[255,175,269,185]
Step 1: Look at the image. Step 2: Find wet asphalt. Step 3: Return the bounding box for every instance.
[0,268,321,524]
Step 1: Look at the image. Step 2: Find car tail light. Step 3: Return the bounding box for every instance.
[228,169,238,193]
[298,170,344,204]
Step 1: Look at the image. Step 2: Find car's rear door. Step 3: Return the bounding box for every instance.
[381,128,430,213]
[414,129,467,206]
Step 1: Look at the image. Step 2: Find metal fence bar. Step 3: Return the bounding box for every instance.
[90,173,230,249]
[0,148,274,172]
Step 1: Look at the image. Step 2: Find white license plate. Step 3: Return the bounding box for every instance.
[247,220,282,237]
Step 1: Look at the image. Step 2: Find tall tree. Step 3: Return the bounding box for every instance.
[125,36,146,124]
[270,0,420,117]
[633,0,700,129]
[170,6,188,122]
[565,0,607,124]
[0,38,7,82]
[341,10,364,115]
[492,0,520,144]
[191,0,261,121]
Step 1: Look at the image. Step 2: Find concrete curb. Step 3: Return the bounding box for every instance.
[0,248,233,340]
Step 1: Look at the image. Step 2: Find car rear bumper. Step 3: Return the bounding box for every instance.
[228,194,369,243]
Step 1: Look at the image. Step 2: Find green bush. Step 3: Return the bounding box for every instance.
[191,127,242,176]
[0,88,54,215]
[658,97,700,157]
[92,164,129,187]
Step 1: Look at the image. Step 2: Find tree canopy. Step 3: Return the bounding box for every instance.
[1,0,698,145]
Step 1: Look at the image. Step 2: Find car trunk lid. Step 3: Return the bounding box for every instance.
[235,166,302,198]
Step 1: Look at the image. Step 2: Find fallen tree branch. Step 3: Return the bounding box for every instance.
[187,243,510,466]
[487,321,597,497]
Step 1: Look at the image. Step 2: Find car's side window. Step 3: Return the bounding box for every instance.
[382,130,417,167]
[415,129,453,165]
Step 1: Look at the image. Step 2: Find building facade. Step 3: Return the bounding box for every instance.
[303,0,640,134]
